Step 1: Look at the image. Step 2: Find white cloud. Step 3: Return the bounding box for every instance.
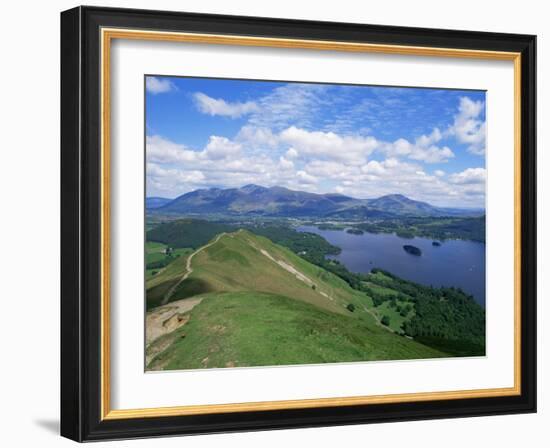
[146,135,198,163]
[304,158,452,201]
[449,167,486,185]
[193,92,258,118]
[248,83,330,130]
[146,162,206,194]
[280,126,377,163]
[408,145,455,163]
[202,136,242,160]
[147,138,485,206]
[434,170,445,177]
[147,163,205,183]
[329,158,459,203]
[305,160,359,179]
[295,170,318,185]
[236,126,278,148]
[278,156,294,171]
[147,134,243,164]
[416,128,442,147]
[285,147,298,158]
[361,160,385,175]
[147,135,302,196]
[146,77,175,94]
[447,97,486,155]
[379,129,455,164]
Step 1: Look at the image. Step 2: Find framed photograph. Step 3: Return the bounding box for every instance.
[60,6,536,442]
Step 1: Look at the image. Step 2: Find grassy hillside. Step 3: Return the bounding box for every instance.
[148,291,445,370]
[146,229,448,370]
[147,230,368,315]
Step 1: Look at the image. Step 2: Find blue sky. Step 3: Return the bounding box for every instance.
[145,76,486,207]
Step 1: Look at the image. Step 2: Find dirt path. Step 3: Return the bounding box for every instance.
[161,233,227,305]
[362,305,394,333]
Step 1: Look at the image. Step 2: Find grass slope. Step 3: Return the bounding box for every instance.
[146,230,448,369]
[148,291,445,370]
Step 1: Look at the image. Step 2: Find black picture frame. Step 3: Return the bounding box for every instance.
[61,5,536,442]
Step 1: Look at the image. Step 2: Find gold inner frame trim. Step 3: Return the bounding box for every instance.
[100,27,522,421]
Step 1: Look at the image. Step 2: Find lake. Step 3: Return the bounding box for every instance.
[298,226,486,306]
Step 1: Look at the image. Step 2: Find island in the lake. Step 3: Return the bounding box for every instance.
[432,241,442,247]
[403,245,422,256]
[346,228,364,235]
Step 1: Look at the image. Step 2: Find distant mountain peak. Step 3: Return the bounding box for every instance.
[377,194,410,201]
[366,194,435,215]
[239,184,267,193]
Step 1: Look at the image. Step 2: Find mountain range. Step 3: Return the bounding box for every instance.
[147,184,483,218]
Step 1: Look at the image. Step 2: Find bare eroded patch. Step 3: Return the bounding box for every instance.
[146,297,203,346]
